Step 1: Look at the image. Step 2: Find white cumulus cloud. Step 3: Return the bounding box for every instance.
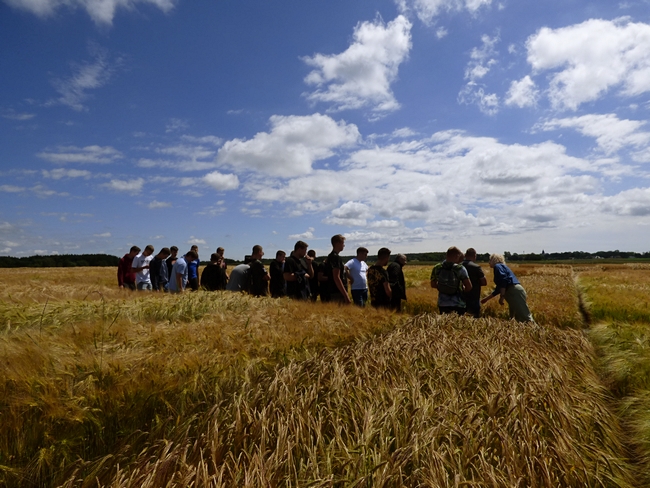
[217,113,360,176]
[105,178,144,194]
[525,18,650,110]
[505,75,539,108]
[203,171,240,191]
[539,113,650,155]
[288,227,315,240]
[303,15,412,116]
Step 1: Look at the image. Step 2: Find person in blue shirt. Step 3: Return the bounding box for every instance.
[481,253,534,322]
[169,250,198,293]
[186,245,200,291]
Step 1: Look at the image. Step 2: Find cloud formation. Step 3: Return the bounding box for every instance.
[303,15,412,116]
[203,171,240,191]
[458,34,500,115]
[505,75,539,108]
[525,18,650,110]
[217,113,360,176]
[105,178,144,193]
[47,46,118,111]
[539,113,650,155]
[37,145,123,164]
[239,129,625,242]
[4,0,177,25]
[397,0,493,25]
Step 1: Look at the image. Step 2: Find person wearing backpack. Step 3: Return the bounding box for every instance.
[430,246,472,315]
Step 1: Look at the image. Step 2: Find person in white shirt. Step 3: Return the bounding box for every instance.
[345,247,369,307]
[132,244,155,291]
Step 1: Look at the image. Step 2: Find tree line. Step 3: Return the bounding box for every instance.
[0,250,648,268]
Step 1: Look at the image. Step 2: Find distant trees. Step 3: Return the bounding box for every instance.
[0,250,648,268]
[0,254,119,268]
[504,250,650,261]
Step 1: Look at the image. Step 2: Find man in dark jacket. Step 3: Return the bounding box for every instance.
[387,253,407,312]
[462,248,488,318]
[269,250,286,298]
[284,241,315,300]
[201,253,228,291]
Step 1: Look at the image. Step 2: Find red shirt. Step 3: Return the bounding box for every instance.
[117,254,136,286]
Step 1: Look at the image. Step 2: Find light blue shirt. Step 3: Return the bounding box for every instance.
[168,256,188,292]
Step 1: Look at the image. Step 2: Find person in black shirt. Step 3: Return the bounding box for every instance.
[201,253,228,291]
[387,253,407,311]
[307,249,320,302]
[462,247,488,317]
[166,246,178,280]
[284,241,315,300]
[150,247,171,292]
[269,250,286,298]
[323,234,350,304]
[248,245,270,297]
[368,247,392,308]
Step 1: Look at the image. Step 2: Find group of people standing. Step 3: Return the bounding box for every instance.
[430,246,534,322]
[117,244,225,293]
[116,235,533,322]
[221,235,409,311]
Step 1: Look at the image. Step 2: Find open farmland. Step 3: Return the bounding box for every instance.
[0,264,648,486]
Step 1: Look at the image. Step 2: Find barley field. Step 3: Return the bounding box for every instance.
[0,264,648,486]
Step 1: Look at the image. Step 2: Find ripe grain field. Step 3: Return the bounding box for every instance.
[0,265,646,486]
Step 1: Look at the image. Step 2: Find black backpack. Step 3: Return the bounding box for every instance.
[436,261,462,295]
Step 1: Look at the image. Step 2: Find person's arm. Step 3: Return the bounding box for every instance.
[383,281,392,300]
[462,278,472,293]
[176,272,184,292]
[332,268,351,303]
[345,266,354,286]
[480,276,488,286]
[284,261,299,282]
[132,257,150,273]
[304,256,314,280]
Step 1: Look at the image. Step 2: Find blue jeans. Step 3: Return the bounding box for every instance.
[351,288,368,307]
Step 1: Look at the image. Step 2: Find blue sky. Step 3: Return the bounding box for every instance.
[2,0,650,260]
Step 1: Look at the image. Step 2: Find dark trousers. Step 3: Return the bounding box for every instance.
[188,277,199,291]
[351,288,368,307]
[465,299,481,318]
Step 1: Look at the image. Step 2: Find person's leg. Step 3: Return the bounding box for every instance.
[351,289,364,306]
[189,277,199,291]
[137,282,152,291]
[466,300,481,318]
[505,285,534,322]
